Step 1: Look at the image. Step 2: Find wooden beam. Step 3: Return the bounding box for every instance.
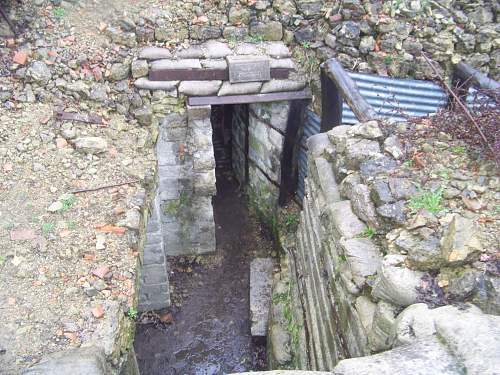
[454,62,500,91]
[322,58,378,123]
[149,68,293,81]
[188,89,312,106]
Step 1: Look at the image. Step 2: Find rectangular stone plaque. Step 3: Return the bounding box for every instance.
[227,55,271,83]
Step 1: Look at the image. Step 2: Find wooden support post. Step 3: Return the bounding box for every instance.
[320,65,343,132]
[279,99,309,206]
[322,58,378,124]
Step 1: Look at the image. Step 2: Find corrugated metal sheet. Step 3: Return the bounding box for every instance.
[296,71,449,201]
[342,72,448,124]
[297,110,320,201]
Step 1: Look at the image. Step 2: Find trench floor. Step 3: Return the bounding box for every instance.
[134,171,275,374]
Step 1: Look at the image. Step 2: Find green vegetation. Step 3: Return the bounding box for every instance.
[246,34,265,43]
[451,145,466,154]
[53,7,65,17]
[280,212,299,234]
[384,55,393,65]
[358,227,376,239]
[273,282,301,347]
[126,307,138,320]
[301,41,311,49]
[0,255,6,266]
[163,192,189,216]
[408,185,444,214]
[61,195,77,212]
[42,222,55,236]
[403,159,414,168]
[65,220,77,230]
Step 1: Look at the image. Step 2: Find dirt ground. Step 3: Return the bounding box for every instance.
[134,171,276,375]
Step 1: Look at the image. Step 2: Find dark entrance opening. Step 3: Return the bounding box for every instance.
[134,104,273,375]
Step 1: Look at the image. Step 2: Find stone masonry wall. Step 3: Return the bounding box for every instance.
[108,1,499,114]
[247,101,290,219]
[268,119,500,373]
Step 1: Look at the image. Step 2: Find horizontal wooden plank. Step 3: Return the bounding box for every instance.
[150,68,292,81]
[188,89,311,106]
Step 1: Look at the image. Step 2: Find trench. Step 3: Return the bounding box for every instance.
[134,104,277,374]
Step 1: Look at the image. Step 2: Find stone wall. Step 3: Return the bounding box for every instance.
[110,1,498,101]
[247,101,290,219]
[268,119,500,372]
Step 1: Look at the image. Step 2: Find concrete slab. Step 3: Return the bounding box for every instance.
[250,258,275,336]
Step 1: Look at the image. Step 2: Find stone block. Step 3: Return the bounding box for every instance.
[270,58,295,69]
[250,21,283,41]
[223,26,249,40]
[218,81,262,96]
[190,25,222,40]
[333,338,463,375]
[142,264,168,285]
[250,258,275,336]
[306,133,332,158]
[260,79,306,93]
[139,47,172,60]
[368,301,398,352]
[187,105,211,121]
[345,138,381,170]
[312,157,341,204]
[138,283,170,311]
[143,247,165,266]
[131,60,148,79]
[193,171,216,195]
[264,42,292,58]
[250,101,290,132]
[134,78,178,91]
[24,347,108,375]
[372,255,424,307]
[202,40,233,58]
[340,238,381,288]
[151,59,201,71]
[179,80,222,96]
[350,183,379,228]
[327,201,366,239]
[440,214,483,265]
[201,59,228,69]
[175,45,204,59]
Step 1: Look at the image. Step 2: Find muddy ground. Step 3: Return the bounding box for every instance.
[134,171,276,374]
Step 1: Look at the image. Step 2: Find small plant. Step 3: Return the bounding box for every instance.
[408,185,444,214]
[247,34,265,43]
[53,7,65,17]
[403,159,414,168]
[358,227,376,239]
[384,55,393,65]
[437,169,451,180]
[61,195,77,212]
[42,222,55,235]
[0,255,6,266]
[281,212,299,233]
[301,41,311,49]
[451,145,466,154]
[126,307,138,320]
[66,220,77,230]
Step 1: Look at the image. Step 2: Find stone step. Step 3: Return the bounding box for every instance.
[250,258,275,337]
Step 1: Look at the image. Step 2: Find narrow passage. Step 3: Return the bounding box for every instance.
[134,106,275,374]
